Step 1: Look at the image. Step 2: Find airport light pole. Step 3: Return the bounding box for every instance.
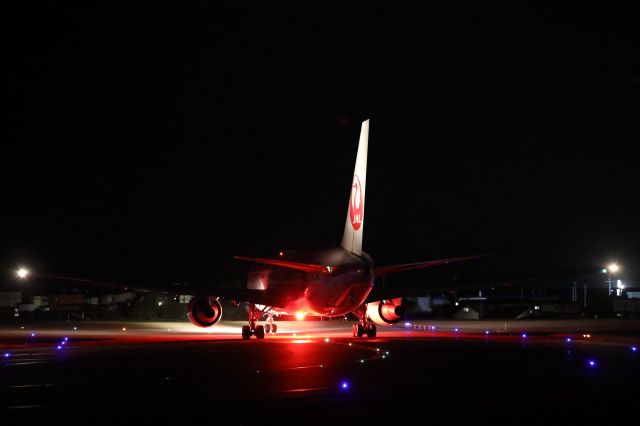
[606,263,620,296]
[607,276,613,295]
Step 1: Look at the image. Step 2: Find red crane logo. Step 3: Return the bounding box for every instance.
[349,175,363,230]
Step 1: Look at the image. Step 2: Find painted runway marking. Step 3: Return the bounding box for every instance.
[0,404,48,410]
[6,384,54,388]
[277,387,325,394]
[5,361,48,366]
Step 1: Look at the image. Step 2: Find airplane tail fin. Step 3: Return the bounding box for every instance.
[340,119,369,256]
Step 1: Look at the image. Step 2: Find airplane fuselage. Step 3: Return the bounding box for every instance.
[246,248,374,317]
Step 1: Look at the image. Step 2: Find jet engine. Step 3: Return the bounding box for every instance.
[367,298,405,325]
[187,295,223,327]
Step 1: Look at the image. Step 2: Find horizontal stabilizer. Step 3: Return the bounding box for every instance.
[234,256,335,274]
[374,254,489,277]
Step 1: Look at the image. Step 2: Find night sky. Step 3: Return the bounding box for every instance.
[4,4,639,289]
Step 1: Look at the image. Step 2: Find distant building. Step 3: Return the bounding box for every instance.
[85,292,137,305]
[0,291,21,308]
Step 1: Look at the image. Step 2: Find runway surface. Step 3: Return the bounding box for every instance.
[1,319,639,423]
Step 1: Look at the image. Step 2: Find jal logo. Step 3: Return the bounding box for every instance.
[349,175,363,230]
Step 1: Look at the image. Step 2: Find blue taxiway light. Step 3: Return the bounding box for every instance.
[631,346,637,352]
[485,330,490,335]
[587,360,597,367]
[521,333,528,338]
[3,352,9,358]
[57,345,62,350]
[453,328,459,332]
[31,333,36,337]
[341,381,349,389]
[566,338,572,343]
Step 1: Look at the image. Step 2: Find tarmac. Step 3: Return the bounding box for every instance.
[1,319,639,424]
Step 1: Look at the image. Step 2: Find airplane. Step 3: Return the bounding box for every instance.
[161,118,603,339]
[220,119,486,339]
[14,119,609,339]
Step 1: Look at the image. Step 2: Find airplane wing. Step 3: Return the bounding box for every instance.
[365,265,607,303]
[374,254,489,277]
[234,256,335,274]
[21,273,290,308]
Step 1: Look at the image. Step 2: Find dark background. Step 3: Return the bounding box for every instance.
[3,3,639,289]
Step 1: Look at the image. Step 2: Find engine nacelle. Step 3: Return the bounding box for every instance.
[187,295,223,327]
[367,298,405,326]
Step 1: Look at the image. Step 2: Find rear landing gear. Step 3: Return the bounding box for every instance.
[255,325,265,339]
[352,323,364,337]
[353,322,376,337]
[242,303,266,339]
[365,323,376,338]
[242,325,252,340]
[352,304,376,338]
[264,313,277,334]
[243,304,278,339]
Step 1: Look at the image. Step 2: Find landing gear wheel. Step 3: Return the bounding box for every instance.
[255,325,265,339]
[352,304,377,338]
[242,325,251,340]
[366,323,377,338]
[265,312,277,334]
[352,323,365,337]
